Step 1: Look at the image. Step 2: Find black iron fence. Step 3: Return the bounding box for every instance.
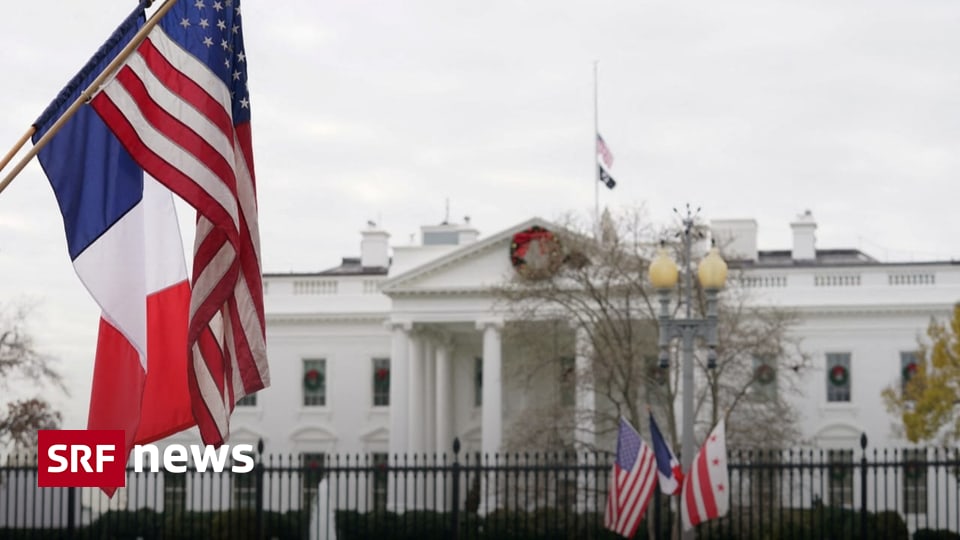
[2,435,960,539]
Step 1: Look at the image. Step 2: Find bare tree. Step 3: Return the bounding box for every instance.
[0,302,64,453]
[494,208,808,453]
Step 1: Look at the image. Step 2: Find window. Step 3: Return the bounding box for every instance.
[232,469,257,510]
[236,392,257,407]
[301,452,326,508]
[474,357,483,407]
[903,448,928,514]
[163,471,186,515]
[303,359,327,407]
[751,355,777,401]
[901,351,919,394]
[559,356,575,407]
[826,353,851,403]
[370,453,389,511]
[372,358,390,407]
[827,449,853,506]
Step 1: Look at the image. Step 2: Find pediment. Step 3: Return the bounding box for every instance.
[382,217,559,295]
[290,426,338,443]
[814,422,862,448]
[360,426,390,443]
[229,426,265,446]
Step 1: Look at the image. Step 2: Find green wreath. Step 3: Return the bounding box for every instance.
[755,364,776,385]
[304,369,324,391]
[829,365,848,387]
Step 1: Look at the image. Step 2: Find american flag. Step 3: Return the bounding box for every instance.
[681,420,730,530]
[596,133,614,168]
[91,0,268,446]
[604,417,657,538]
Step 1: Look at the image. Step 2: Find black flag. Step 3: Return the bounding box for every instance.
[598,165,616,189]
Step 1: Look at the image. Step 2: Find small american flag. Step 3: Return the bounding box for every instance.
[92,0,268,446]
[596,133,614,168]
[604,417,657,538]
[681,420,730,530]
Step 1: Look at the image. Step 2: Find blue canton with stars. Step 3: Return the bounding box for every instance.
[615,418,641,469]
[159,0,251,125]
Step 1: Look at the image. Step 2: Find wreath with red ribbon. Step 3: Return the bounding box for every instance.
[829,365,848,387]
[509,226,562,279]
[755,364,776,385]
[304,369,324,391]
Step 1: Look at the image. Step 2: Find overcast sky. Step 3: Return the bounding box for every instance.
[0,1,958,432]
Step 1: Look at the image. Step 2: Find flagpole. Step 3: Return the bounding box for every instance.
[0,127,35,176]
[593,61,600,237]
[0,0,180,196]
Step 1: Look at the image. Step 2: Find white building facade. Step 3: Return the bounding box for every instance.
[235,212,960,459]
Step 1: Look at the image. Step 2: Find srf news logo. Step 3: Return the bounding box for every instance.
[38,430,255,489]
[38,430,125,488]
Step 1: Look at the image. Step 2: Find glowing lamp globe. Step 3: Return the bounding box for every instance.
[649,248,679,290]
[697,247,728,290]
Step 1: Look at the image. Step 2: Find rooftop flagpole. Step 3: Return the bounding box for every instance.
[594,61,600,238]
[0,0,179,196]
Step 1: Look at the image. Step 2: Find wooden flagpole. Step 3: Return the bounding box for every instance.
[0,127,35,176]
[0,0,179,196]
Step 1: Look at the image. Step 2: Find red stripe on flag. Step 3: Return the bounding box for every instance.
[136,280,194,444]
[696,445,719,519]
[112,66,239,199]
[138,38,235,140]
[684,470,702,526]
[89,93,238,239]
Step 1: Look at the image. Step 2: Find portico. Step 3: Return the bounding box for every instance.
[386,318,505,458]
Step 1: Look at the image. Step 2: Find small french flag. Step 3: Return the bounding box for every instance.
[650,413,684,495]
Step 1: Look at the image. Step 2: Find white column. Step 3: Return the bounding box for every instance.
[574,324,596,511]
[574,325,596,450]
[408,332,425,454]
[435,336,454,455]
[477,319,503,456]
[424,338,436,456]
[387,321,411,512]
[388,322,410,457]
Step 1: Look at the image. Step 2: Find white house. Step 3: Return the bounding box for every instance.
[6,210,960,531]
[236,211,959,461]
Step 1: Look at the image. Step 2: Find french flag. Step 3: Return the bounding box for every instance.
[33,2,194,488]
[650,413,684,495]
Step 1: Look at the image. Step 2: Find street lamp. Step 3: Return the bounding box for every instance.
[649,207,727,535]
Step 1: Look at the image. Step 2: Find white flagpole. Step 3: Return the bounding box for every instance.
[593,61,600,238]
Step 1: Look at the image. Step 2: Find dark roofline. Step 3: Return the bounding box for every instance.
[728,248,959,269]
[264,257,389,278]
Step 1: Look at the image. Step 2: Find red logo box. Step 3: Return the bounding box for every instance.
[37,430,126,488]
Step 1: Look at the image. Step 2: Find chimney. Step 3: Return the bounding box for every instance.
[710,219,758,262]
[360,225,390,268]
[790,210,817,261]
[459,217,479,244]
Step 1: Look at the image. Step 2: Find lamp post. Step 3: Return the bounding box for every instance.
[649,207,727,538]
